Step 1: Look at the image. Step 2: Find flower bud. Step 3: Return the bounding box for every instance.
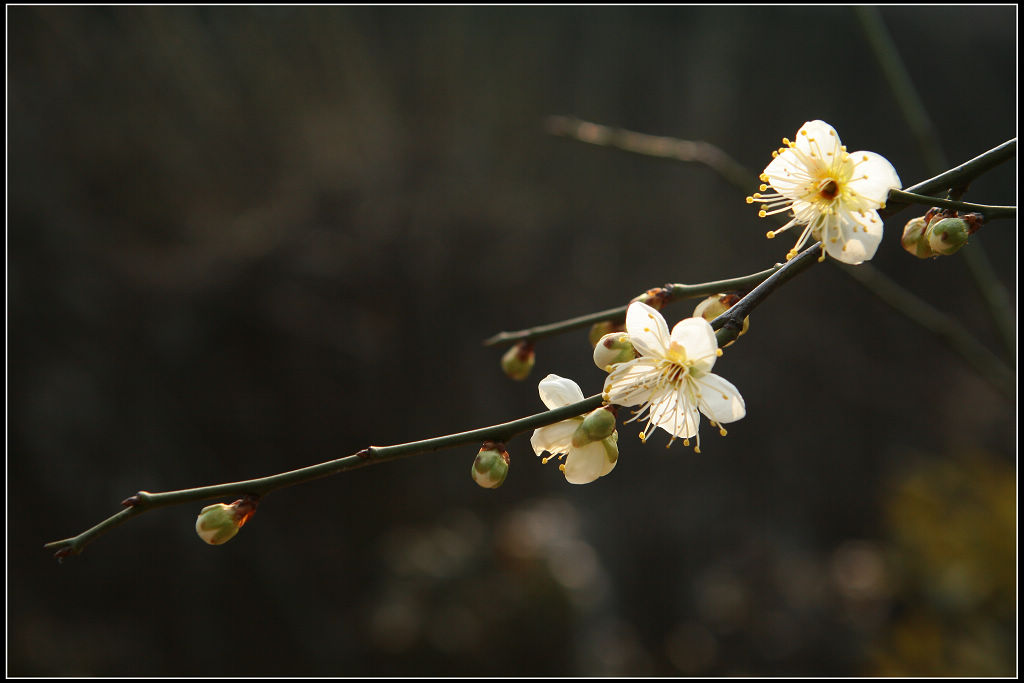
[588,320,623,348]
[693,294,748,344]
[195,497,257,546]
[500,342,535,381]
[472,441,510,489]
[901,216,935,259]
[571,406,617,447]
[927,217,970,256]
[630,287,669,311]
[593,332,635,371]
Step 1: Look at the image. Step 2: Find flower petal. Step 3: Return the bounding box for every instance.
[793,120,843,162]
[669,317,719,375]
[648,385,700,440]
[845,150,902,207]
[531,419,579,457]
[563,440,611,485]
[604,357,663,407]
[625,302,670,358]
[538,374,585,410]
[694,373,746,424]
[824,209,884,265]
[764,150,817,199]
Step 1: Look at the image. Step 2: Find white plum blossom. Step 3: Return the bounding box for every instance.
[747,120,902,265]
[531,374,618,485]
[602,302,745,452]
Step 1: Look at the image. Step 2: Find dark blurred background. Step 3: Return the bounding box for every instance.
[8,6,1015,676]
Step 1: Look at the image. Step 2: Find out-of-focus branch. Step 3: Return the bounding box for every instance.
[857,5,1016,359]
[837,262,1013,399]
[545,115,757,194]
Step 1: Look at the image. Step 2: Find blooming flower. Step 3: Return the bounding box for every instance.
[747,120,901,265]
[531,374,618,485]
[602,302,745,452]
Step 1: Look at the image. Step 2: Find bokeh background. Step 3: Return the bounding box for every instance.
[8,6,1016,676]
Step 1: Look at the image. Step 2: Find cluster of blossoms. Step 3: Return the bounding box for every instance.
[519,120,903,486]
[531,301,746,484]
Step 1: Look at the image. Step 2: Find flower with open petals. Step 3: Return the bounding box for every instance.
[747,120,901,265]
[531,374,618,485]
[602,302,745,452]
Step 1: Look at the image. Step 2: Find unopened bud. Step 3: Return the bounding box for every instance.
[927,217,971,255]
[195,497,258,546]
[693,294,749,344]
[588,320,623,348]
[631,287,669,311]
[572,406,618,447]
[472,441,510,489]
[593,332,635,370]
[501,342,535,381]
[901,216,935,258]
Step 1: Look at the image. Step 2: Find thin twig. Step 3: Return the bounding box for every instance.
[887,190,1015,221]
[483,264,782,349]
[45,394,605,558]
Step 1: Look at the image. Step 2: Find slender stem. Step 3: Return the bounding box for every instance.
[545,115,757,194]
[886,190,1015,220]
[882,139,1017,212]
[837,263,1014,399]
[711,242,823,345]
[45,394,603,558]
[483,264,783,348]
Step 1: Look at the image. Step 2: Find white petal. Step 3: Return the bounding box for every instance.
[625,302,669,359]
[845,150,902,207]
[824,209,884,265]
[563,441,611,485]
[538,374,585,410]
[531,419,579,456]
[694,373,746,424]
[764,150,817,198]
[793,120,843,162]
[648,385,700,440]
[604,358,663,407]
[669,317,719,375]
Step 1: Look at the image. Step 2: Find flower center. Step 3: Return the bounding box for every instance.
[817,177,839,201]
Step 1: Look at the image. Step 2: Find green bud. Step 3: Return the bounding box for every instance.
[693,294,748,345]
[500,342,535,381]
[901,216,935,258]
[195,498,257,546]
[472,442,510,489]
[588,320,623,348]
[927,217,970,256]
[571,406,617,447]
[593,332,635,371]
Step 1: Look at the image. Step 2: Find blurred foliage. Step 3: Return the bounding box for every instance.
[869,451,1016,676]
